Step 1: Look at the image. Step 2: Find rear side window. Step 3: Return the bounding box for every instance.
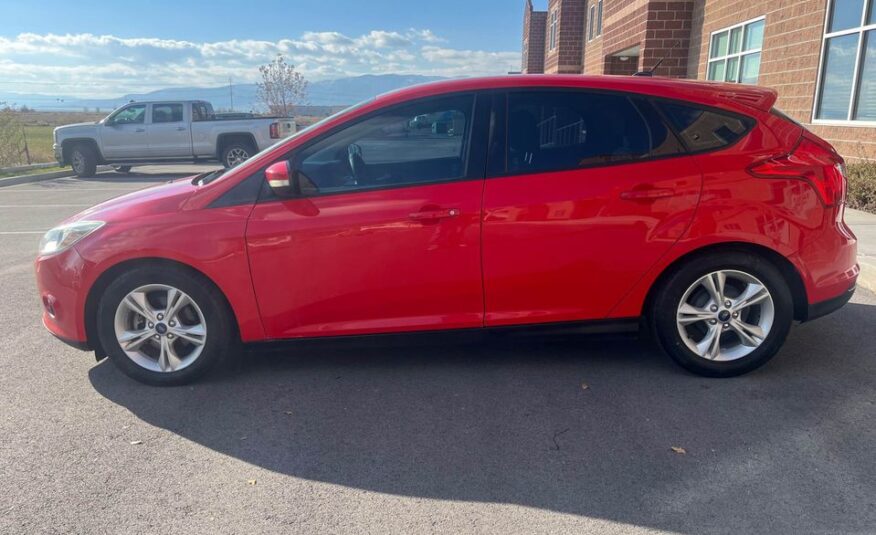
[506,91,684,175]
[657,101,753,152]
[152,104,183,123]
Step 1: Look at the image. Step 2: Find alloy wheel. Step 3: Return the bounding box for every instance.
[226,147,250,167]
[675,269,775,362]
[72,151,85,174]
[113,284,207,372]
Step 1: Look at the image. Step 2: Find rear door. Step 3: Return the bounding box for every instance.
[481,89,702,326]
[147,102,191,157]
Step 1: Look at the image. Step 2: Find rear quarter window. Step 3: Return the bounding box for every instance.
[656,101,754,152]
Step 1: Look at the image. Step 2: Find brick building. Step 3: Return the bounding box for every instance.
[521,0,876,160]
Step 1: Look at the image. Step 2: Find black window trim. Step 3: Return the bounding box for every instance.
[249,90,491,204]
[484,86,757,179]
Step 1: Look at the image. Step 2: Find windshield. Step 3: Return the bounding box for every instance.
[201,99,375,185]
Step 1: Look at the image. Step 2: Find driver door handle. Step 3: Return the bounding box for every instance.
[135,128,146,133]
[409,208,460,221]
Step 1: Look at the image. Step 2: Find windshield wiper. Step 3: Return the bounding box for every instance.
[193,168,226,185]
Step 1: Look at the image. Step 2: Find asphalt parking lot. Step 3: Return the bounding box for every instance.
[1,165,875,534]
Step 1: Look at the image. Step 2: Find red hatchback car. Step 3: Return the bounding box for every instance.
[35,75,858,385]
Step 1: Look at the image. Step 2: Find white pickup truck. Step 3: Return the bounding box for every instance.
[53,100,295,177]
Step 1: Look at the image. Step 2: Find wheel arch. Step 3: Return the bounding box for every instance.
[642,242,809,322]
[216,133,257,160]
[84,257,240,359]
[61,138,104,164]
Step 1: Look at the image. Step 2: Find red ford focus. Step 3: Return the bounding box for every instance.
[35,75,858,385]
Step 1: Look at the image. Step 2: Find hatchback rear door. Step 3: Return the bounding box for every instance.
[481,89,703,326]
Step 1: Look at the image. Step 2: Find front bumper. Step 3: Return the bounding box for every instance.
[35,246,90,349]
[53,143,63,165]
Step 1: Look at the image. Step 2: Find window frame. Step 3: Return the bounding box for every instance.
[254,91,490,202]
[549,10,558,51]
[706,16,765,84]
[485,88,756,179]
[588,5,596,41]
[812,0,876,126]
[597,0,603,37]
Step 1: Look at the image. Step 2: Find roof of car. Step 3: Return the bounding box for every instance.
[375,74,778,113]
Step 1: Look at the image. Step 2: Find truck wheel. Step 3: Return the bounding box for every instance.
[221,142,255,168]
[112,165,132,174]
[70,144,97,178]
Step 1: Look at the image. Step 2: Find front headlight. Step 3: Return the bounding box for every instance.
[39,221,104,256]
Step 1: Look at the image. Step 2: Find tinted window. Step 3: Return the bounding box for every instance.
[110,104,146,125]
[152,103,183,123]
[192,103,211,122]
[293,94,474,194]
[506,91,684,174]
[657,101,752,151]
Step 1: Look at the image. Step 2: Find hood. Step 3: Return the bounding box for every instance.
[66,177,198,225]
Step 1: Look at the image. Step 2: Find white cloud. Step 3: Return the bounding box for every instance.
[0,30,520,97]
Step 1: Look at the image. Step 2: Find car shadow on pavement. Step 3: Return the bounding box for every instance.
[89,302,876,533]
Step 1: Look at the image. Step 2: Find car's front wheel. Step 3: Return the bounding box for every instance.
[650,251,794,377]
[70,144,97,178]
[95,266,234,385]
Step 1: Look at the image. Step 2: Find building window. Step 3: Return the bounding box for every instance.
[549,10,558,51]
[597,0,603,36]
[815,0,876,122]
[588,5,596,40]
[707,17,765,84]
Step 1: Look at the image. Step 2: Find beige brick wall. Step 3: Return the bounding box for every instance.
[689,0,876,161]
[545,0,587,74]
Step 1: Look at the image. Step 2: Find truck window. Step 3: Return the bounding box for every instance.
[153,104,183,123]
[192,103,211,122]
[110,105,146,125]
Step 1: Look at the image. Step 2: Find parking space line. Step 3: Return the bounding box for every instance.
[0,231,46,234]
[0,204,93,208]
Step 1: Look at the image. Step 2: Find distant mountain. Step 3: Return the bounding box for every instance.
[0,74,447,113]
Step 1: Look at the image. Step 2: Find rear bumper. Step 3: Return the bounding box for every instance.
[805,282,855,322]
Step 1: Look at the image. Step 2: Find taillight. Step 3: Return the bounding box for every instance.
[269,122,280,139]
[747,136,846,207]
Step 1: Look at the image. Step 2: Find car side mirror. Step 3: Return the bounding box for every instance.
[265,160,299,197]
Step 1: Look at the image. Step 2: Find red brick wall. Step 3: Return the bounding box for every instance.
[545,0,586,74]
[523,0,547,74]
[642,1,694,77]
[583,0,604,74]
[600,1,650,73]
[689,0,876,161]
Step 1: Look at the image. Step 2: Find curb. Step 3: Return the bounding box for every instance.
[0,166,112,188]
[858,257,876,294]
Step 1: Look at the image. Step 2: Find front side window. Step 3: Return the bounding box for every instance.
[549,10,558,51]
[110,104,146,125]
[292,94,474,194]
[152,103,183,123]
[506,91,684,175]
[707,18,765,84]
[657,101,753,152]
[816,0,876,121]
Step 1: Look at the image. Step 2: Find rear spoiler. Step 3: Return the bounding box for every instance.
[712,87,778,113]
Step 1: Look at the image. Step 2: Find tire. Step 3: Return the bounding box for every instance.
[95,266,235,385]
[112,165,132,174]
[649,251,794,377]
[221,142,255,169]
[70,144,97,178]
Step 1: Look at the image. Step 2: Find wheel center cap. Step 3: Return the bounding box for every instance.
[718,310,731,322]
[155,323,168,335]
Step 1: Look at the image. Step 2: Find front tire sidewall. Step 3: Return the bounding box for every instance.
[96,268,233,385]
[71,145,97,178]
[651,252,794,377]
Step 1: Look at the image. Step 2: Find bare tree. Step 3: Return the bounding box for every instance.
[256,55,308,117]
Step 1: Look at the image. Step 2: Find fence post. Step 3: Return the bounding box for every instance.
[21,124,31,165]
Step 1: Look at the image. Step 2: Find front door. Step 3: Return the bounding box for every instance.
[147,103,191,157]
[246,93,488,338]
[482,89,702,326]
[100,104,148,159]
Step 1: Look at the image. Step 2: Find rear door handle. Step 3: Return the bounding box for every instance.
[176,126,186,131]
[409,208,460,221]
[620,188,674,201]
[135,128,146,133]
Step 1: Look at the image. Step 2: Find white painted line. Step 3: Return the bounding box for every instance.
[0,231,46,235]
[0,188,142,192]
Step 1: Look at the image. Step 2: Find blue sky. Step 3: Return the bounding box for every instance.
[0,0,527,97]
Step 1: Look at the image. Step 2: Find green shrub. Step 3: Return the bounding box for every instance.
[846,162,876,213]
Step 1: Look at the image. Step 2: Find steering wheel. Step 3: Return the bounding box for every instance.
[347,143,366,185]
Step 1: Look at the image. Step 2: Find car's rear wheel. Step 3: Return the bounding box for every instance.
[650,252,793,377]
[70,144,97,178]
[95,267,234,385]
[221,142,254,168]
